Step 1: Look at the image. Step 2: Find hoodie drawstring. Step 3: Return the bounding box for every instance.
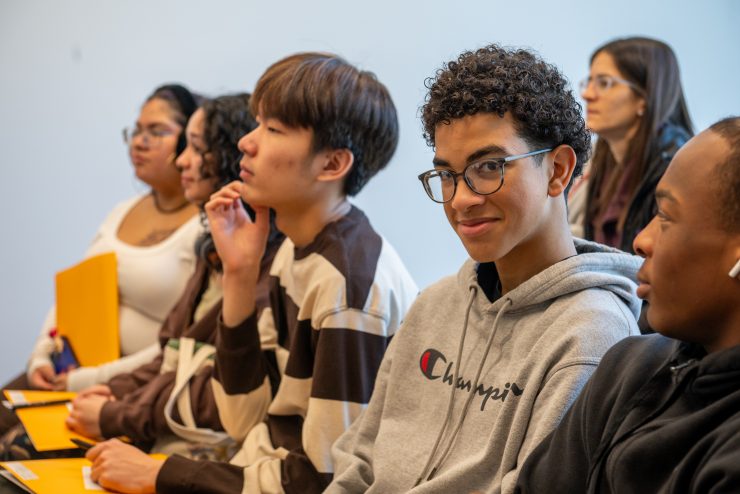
[414,288,513,486]
[414,286,477,486]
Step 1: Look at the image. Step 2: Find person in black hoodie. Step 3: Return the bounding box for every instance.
[515,116,740,494]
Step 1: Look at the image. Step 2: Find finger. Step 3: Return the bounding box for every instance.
[207,196,239,209]
[65,416,78,431]
[39,366,56,380]
[87,440,111,462]
[95,385,112,396]
[212,183,242,201]
[205,196,239,215]
[226,180,244,193]
[89,463,101,483]
[32,376,54,390]
[86,443,102,461]
[82,385,110,398]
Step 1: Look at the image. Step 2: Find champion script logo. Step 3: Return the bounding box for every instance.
[419,348,524,411]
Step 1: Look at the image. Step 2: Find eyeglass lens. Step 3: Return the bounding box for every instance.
[425,161,503,202]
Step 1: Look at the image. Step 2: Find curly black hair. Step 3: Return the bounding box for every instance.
[194,93,283,270]
[421,44,591,183]
[200,93,256,190]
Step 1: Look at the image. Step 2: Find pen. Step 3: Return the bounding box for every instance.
[70,438,96,450]
[1,399,72,410]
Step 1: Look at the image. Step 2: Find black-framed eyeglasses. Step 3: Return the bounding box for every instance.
[417,148,552,203]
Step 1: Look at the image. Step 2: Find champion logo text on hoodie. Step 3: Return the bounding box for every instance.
[419,348,524,411]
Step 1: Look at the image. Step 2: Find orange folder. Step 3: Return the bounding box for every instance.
[0,454,167,493]
[3,390,91,452]
[0,458,101,493]
[55,252,119,366]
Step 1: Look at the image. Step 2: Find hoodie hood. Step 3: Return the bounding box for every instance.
[457,238,642,319]
[330,236,642,494]
[413,238,641,486]
[667,341,740,400]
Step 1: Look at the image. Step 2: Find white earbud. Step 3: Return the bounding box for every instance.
[730,259,740,279]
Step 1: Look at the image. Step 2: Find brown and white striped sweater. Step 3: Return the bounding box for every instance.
[99,234,281,444]
[156,206,418,494]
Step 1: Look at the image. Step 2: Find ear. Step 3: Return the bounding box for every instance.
[636,97,647,117]
[316,148,354,184]
[547,145,577,197]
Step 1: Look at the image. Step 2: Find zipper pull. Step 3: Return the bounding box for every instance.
[669,359,696,383]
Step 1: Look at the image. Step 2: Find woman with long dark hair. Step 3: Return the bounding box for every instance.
[580,37,693,252]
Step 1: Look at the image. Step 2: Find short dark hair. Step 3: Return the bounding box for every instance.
[421,44,591,187]
[251,52,399,196]
[708,116,740,232]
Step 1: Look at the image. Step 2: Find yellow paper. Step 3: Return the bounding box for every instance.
[0,458,99,493]
[56,252,119,366]
[0,455,167,494]
[4,390,91,452]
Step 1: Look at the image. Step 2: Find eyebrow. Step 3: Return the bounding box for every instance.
[655,189,678,204]
[433,144,510,168]
[135,122,175,130]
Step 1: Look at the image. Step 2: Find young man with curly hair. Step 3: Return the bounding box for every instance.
[515,117,740,493]
[328,45,642,494]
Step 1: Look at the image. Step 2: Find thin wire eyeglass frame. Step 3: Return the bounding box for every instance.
[578,74,645,96]
[122,126,177,147]
[417,148,553,204]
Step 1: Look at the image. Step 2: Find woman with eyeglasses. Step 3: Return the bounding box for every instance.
[1,85,203,417]
[571,37,693,252]
[61,93,283,461]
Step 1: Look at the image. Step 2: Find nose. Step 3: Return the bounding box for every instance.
[580,79,597,101]
[633,216,656,258]
[449,174,484,212]
[581,86,596,102]
[175,147,190,171]
[130,132,149,150]
[238,128,257,157]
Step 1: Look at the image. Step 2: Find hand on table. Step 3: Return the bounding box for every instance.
[66,394,110,440]
[28,364,56,390]
[87,439,163,494]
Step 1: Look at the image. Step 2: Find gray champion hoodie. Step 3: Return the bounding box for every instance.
[329,239,642,494]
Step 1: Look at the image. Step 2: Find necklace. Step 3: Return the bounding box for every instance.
[151,191,190,214]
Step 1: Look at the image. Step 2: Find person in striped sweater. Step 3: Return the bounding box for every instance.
[85,52,418,494]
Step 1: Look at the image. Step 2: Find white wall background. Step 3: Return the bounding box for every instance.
[1,0,738,382]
